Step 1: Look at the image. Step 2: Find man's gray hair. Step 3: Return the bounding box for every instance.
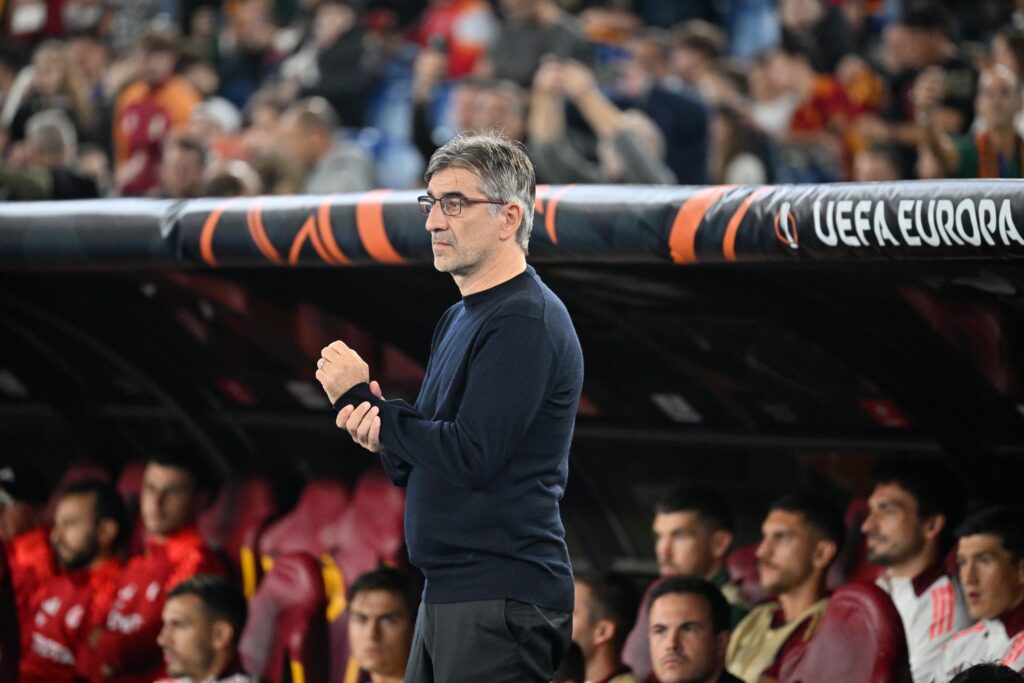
[26,109,77,162]
[424,133,536,253]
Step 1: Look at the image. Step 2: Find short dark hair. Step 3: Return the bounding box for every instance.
[673,20,727,60]
[777,29,823,72]
[871,457,964,544]
[348,567,420,619]
[901,3,953,38]
[61,478,124,542]
[655,486,734,534]
[575,573,638,651]
[769,493,845,552]
[168,575,248,642]
[145,448,218,497]
[647,576,730,634]
[955,506,1024,563]
[164,136,207,167]
[950,663,1024,683]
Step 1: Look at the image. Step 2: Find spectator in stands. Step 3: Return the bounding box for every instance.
[952,664,1024,683]
[725,494,844,683]
[919,65,1024,178]
[82,451,225,682]
[157,136,206,199]
[281,0,380,129]
[416,0,499,80]
[0,463,56,652]
[276,97,377,194]
[113,28,201,196]
[20,479,123,683]
[669,20,728,92]
[216,1,283,111]
[852,145,904,182]
[778,0,856,73]
[483,0,594,87]
[572,573,640,683]
[2,39,98,145]
[201,160,263,198]
[467,80,527,141]
[993,28,1024,81]
[0,109,98,200]
[623,487,747,681]
[711,105,773,184]
[862,457,969,683]
[347,567,419,683]
[648,577,743,683]
[529,58,676,185]
[156,575,251,683]
[938,506,1024,679]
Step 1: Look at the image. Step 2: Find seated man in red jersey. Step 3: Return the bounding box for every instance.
[862,458,969,683]
[21,479,124,683]
[156,575,251,683]
[81,451,225,683]
[939,506,1024,680]
[0,463,57,649]
[725,494,844,683]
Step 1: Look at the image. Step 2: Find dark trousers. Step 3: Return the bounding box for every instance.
[404,599,571,683]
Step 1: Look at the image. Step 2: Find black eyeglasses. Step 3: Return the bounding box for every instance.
[418,194,506,217]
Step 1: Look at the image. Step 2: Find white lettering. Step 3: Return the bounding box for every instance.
[999,199,1024,245]
[917,200,940,246]
[955,199,981,246]
[936,199,962,245]
[813,200,837,246]
[874,203,900,246]
[898,201,921,246]
[854,200,872,246]
[979,199,998,245]
[837,200,858,247]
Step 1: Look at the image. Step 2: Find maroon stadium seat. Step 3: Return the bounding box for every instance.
[727,543,769,605]
[199,474,277,583]
[116,461,146,557]
[258,480,350,561]
[829,497,884,590]
[239,552,328,683]
[0,541,19,682]
[779,582,912,683]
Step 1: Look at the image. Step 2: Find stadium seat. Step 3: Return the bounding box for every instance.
[829,497,884,590]
[778,582,912,683]
[199,474,278,583]
[116,461,146,557]
[239,552,328,683]
[727,543,769,605]
[0,541,19,682]
[258,479,350,562]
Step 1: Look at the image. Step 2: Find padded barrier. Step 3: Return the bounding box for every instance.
[3,181,1024,268]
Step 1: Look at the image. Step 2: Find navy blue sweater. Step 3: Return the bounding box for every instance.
[336,266,583,611]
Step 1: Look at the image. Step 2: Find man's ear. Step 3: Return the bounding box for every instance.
[811,539,838,571]
[710,529,734,562]
[922,514,946,544]
[500,201,522,241]
[211,619,234,652]
[592,618,616,648]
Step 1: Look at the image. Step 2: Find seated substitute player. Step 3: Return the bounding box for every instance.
[348,567,419,683]
[20,479,124,683]
[725,494,844,683]
[156,575,251,683]
[939,506,1024,680]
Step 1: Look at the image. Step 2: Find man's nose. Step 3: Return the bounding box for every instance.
[424,202,447,231]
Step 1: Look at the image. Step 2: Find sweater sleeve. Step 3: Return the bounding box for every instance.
[336,315,555,490]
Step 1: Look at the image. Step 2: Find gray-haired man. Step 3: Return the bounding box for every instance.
[316,134,584,681]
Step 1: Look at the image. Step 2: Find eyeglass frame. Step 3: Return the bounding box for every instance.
[417,193,507,217]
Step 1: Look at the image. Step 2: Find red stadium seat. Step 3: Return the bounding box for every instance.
[239,552,328,683]
[727,543,769,605]
[0,541,19,682]
[320,468,406,683]
[199,474,278,583]
[779,582,912,683]
[829,497,884,590]
[258,480,350,561]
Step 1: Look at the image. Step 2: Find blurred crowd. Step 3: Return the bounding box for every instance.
[0,0,1023,203]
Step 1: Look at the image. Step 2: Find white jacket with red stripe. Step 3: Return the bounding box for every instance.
[876,562,971,683]
[938,602,1024,681]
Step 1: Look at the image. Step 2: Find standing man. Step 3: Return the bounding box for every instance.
[20,479,123,683]
[624,487,748,681]
[316,133,584,682]
[938,506,1024,679]
[726,494,844,683]
[861,458,969,683]
[156,575,251,683]
[347,567,419,683]
[647,576,743,683]
[573,573,640,683]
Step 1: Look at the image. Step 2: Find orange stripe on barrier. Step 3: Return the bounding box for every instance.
[289,215,332,264]
[544,184,576,246]
[668,186,733,264]
[246,197,282,263]
[199,198,241,267]
[722,187,773,261]
[356,189,405,263]
[317,196,352,265]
